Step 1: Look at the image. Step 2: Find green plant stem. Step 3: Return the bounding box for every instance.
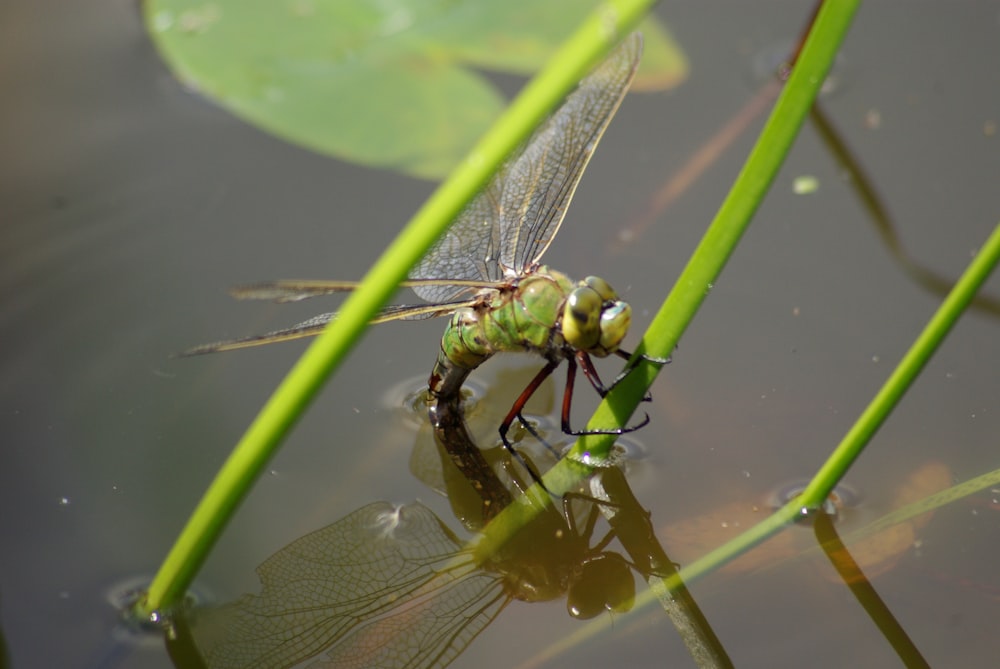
[138,0,656,619]
[651,221,1000,603]
[799,221,1000,508]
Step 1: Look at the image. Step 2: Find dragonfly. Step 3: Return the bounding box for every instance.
[183,33,656,467]
[178,460,648,669]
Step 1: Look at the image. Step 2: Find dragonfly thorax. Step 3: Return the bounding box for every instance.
[561,275,631,357]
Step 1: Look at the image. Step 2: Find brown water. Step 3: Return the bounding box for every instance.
[2,2,998,668]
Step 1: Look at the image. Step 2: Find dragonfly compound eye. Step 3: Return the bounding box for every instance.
[563,286,603,350]
[566,554,636,619]
[598,301,631,355]
[583,276,617,302]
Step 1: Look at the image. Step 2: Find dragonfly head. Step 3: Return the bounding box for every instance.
[566,552,636,619]
[563,276,631,357]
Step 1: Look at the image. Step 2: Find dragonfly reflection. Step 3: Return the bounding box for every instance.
[169,370,691,669]
[176,475,642,669]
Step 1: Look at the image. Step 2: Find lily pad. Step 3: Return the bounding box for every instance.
[144,0,687,179]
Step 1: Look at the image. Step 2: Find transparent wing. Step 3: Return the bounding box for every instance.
[410,33,643,304]
[409,187,507,304]
[177,299,480,356]
[179,278,507,355]
[230,279,506,303]
[191,502,509,669]
[499,33,643,274]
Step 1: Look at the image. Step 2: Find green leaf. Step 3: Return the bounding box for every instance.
[144,0,685,178]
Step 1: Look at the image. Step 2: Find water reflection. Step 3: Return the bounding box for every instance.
[659,461,954,582]
[168,437,655,668]
[160,372,961,669]
[162,361,735,668]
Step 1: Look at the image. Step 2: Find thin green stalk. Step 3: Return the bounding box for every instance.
[852,465,1000,541]
[137,0,657,618]
[630,220,1000,613]
[799,221,1000,508]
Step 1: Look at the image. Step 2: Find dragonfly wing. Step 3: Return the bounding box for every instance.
[177,312,339,355]
[232,279,508,304]
[230,280,366,303]
[409,33,642,302]
[177,299,479,356]
[500,33,643,273]
[409,184,506,304]
[189,502,508,669]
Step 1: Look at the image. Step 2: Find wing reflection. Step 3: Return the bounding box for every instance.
[167,372,727,669]
[175,488,639,669]
[182,501,505,669]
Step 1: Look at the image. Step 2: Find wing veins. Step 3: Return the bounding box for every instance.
[232,279,506,303]
[177,299,480,356]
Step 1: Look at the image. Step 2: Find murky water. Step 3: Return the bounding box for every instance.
[2,2,998,668]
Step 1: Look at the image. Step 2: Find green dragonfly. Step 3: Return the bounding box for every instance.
[184,33,653,462]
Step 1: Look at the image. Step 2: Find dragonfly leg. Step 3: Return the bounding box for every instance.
[562,351,652,437]
[564,483,674,577]
[561,492,602,541]
[615,348,672,368]
[561,493,640,572]
[609,348,671,397]
[499,358,563,454]
[497,359,568,490]
[579,349,651,401]
[513,417,563,459]
[576,351,611,396]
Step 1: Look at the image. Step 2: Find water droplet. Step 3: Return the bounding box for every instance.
[749,41,847,95]
[792,175,819,194]
[767,479,860,523]
[606,435,646,461]
[150,11,174,32]
[177,5,222,34]
[372,505,406,539]
[58,497,71,506]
